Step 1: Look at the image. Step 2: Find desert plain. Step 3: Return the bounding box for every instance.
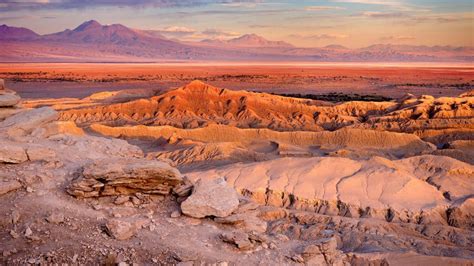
[0,63,473,265]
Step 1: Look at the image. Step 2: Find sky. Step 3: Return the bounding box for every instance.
[0,0,473,48]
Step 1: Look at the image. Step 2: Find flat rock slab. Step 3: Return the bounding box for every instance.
[0,108,24,121]
[0,142,28,164]
[67,158,182,198]
[0,107,58,136]
[181,177,239,218]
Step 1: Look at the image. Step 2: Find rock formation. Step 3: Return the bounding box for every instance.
[1,80,473,265]
[67,158,182,198]
[181,177,240,218]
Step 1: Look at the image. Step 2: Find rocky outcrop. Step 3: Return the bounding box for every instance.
[68,158,182,198]
[57,81,473,139]
[0,93,21,107]
[59,80,331,131]
[187,155,474,227]
[0,141,28,163]
[299,237,344,265]
[447,197,474,229]
[91,124,436,158]
[181,177,240,218]
[0,80,20,107]
[0,107,58,137]
[0,80,24,124]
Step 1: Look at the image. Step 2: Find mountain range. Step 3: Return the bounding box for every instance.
[0,20,472,62]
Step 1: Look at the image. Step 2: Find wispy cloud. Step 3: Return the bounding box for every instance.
[330,0,432,12]
[381,35,416,41]
[152,26,197,38]
[305,6,346,11]
[360,11,407,18]
[202,28,240,39]
[330,0,401,7]
[0,0,262,10]
[290,33,349,40]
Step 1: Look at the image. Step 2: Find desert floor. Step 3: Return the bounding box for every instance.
[0,65,473,265]
[0,63,472,99]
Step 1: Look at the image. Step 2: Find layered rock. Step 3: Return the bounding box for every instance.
[0,107,58,137]
[0,79,23,122]
[91,124,436,158]
[67,158,182,198]
[0,93,21,108]
[58,80,340,131]
[187,155,474,227]
[56,81,473,139]
[0,141,29,163]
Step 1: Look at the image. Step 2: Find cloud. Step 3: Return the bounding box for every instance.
[159,26,196,34]
[410,13,474,24]
[201,28,240,39]
[0,0,261,10]
[248,24,272,28]
[305,6,345,11]
[330,0,431,12]
[381,35,416,41]
[0,14,57,21]
[219,2,259,8]
[330,0,401,6]
[360,11,406,18]
[290,33,349,40]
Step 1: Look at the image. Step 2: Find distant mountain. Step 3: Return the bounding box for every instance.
[361,44,473,53]
[324,44,349,50]
[42,20,169,45]
[202,34,294,48]
[0,20,472,62]
[0,24,39,40]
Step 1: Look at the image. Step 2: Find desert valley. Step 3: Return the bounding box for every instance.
[1,1,473,265]
[1,68,473,264]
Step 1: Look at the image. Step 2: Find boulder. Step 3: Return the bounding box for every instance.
[0,94,20,107]
[0,142,28,163]
[300,237,342,264]
[46,212,65,224]
[214,211,267,233]
[105,219,138,240]
[67,158,182,198]
[220,231,253,251]
[0,107,58,136]
[181,177,239,218]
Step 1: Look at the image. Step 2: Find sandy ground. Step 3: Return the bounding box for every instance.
[0,63,472,99]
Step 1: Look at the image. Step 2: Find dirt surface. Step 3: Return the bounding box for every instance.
[1,63,472,99]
